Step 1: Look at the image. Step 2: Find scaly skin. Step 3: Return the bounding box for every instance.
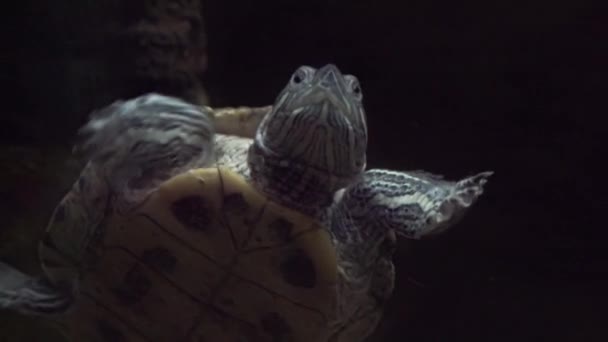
[0,64,368,315]
[73,64,367,215]
[208,95,493,342]
[0,64,492,342]
[248,65,367,216]
[329,169,492,341]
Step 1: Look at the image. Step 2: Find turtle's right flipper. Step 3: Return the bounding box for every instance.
[0,262,73,316]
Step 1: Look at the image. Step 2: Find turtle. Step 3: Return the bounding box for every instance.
[0,64,492,341]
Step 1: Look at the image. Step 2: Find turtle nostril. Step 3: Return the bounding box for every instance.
[319,70,338,88]
[316,64,342,88]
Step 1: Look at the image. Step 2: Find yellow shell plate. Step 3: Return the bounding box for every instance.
[64,167,339,342]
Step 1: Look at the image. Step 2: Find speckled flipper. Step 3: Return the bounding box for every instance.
[330,169,492,340]
[335,169,493,242]
[418,170,494,238]
[0,262,72,315]
[74,93,216,210]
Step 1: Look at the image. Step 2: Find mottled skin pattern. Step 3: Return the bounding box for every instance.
[74,94,215,213]
[0,65,492,341]
[248,65,367,216]
[328,170,492,340]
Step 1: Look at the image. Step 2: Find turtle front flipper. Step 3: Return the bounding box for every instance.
[0,262,73,316]
[334,169,493,242]
[74,93,216,208]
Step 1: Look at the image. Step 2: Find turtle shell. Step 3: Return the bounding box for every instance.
[56,167,340,341]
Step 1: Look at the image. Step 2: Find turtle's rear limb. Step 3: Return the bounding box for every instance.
[0,262,73,316]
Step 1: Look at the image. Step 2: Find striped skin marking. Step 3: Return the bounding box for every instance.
[324,168,491,340]
[333,169,493,244]
[250,64,368,216]
[5,64,378,337]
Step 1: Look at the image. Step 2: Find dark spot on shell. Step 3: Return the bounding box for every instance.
[260,312,293,342]
[279,249,316,288]
[222,193,250,214]
[112,266,152,306]
[171,195,212,231]
[97,319,126,342]
[141,247,177,273]
[53,204,66,222]
[268,218,293,242]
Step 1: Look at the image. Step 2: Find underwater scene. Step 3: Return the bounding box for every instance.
[0,0,604,341]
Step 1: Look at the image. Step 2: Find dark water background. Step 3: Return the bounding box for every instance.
[0,0,605,341]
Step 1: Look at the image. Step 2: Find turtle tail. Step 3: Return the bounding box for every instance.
[0,262,73,316]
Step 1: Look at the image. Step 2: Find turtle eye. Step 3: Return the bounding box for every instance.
[351,80,363,100]
[291,67,308,86]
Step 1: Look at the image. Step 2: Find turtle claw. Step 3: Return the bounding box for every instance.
[0,262,73,316]
[453,171,494,207]
[419,171,493,237]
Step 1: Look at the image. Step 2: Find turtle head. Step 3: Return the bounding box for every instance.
[249,64,368,212]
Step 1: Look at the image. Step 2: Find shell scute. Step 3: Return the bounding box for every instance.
[67,297,148,342]
[63,166,341,341]
[213,274,328,342]
[97,210,227,305]
[188,305,263,342]
[138,168,236,265]
[72,249,201,340]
